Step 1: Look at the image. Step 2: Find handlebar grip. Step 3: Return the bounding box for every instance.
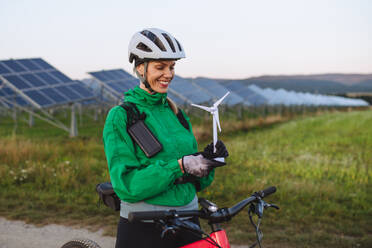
[260,186,277,198]
[128,211,171,222]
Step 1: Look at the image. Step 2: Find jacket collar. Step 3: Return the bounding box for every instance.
[124,86,168,106]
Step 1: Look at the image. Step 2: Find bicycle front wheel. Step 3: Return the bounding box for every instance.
[61,239,102,248]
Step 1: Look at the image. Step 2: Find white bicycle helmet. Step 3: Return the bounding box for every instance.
[128,28,186,64]
[128,28,186,92]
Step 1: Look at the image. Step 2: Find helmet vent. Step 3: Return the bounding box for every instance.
[175,39,182,52]
[136,42,152,52]
[162,33,176,52]
[141,30,166,52]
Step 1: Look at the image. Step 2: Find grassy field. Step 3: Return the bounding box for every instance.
[0,109,371,247]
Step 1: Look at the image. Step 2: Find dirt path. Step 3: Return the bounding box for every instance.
[0,217,248,248]
[0,217,115,248]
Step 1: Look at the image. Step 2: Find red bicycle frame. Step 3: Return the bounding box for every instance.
[180,230,230,248]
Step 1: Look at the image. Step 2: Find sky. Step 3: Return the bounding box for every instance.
[1,0,371,80]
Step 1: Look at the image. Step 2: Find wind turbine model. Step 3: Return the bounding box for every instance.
[192,91,230,162]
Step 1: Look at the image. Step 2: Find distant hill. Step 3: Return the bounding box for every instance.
[211,73,372,94]
[350,79,372,92]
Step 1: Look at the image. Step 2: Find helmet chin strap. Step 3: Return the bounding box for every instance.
[135,61,155,93]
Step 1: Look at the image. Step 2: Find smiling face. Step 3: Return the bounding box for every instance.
[137,60,176,94]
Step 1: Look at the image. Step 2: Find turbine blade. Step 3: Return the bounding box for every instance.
[191,104,212,112]
[214,91,230,107]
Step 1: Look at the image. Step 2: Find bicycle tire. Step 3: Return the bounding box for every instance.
[60,239,102,248]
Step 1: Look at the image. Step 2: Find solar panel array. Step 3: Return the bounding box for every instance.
[0,58,95,109]
[192,78,248,105]
[247,84,369,106]
[89,69,190,104]
[170,76,214,104]
[224,81,268,105]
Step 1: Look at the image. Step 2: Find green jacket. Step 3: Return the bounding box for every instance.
[103,86,214,206]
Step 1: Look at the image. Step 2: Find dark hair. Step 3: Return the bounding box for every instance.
[134,57,146,67]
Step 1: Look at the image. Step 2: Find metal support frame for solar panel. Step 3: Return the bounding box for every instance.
[0,79,30,125]
[0,58,96,137]
[0,98,7,108]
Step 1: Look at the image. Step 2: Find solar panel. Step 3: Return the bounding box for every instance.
[2,60,27,72]
[167,90,187,105]
[54,85,82,101]
[3,75,32,89]
[21,73,46,87]
[89,69,139,100]
[106,82,127,93]
[0,80,29,108]
[35,72,61,85]
[17,59,42,71]
[23,90,54,106]
[69,82,96,98]
[0,58,95,108]
[40,88,68,103]
[32,58,55,70]
[50,71,72,83]
[0,63,11,74]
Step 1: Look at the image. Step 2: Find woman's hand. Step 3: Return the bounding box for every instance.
[202,140,229,159]
[177,140,229,177]
[180,154,223,177]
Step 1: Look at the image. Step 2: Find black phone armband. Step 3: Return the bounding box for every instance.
[127,120,162,158]
[120,102,162,158]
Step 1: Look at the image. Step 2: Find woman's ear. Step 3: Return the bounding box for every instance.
[136,64,144,76]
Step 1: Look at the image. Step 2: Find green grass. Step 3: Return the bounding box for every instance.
[0,109,371,247]
[203,110,372,247]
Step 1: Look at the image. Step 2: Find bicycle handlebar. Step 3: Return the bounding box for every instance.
[128,186,277,223]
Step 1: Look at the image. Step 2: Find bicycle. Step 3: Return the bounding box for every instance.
[61,186,279,248]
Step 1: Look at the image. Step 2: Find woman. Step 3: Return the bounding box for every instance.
[103,28,228,248]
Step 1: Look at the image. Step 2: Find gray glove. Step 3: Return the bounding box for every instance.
[182,154,222,177]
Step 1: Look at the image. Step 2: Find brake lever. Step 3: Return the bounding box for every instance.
[264,203,280,210]
[252,199,280,219]
[160,225,178,239]
[155,219,178,239]
[175,218,204,234]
